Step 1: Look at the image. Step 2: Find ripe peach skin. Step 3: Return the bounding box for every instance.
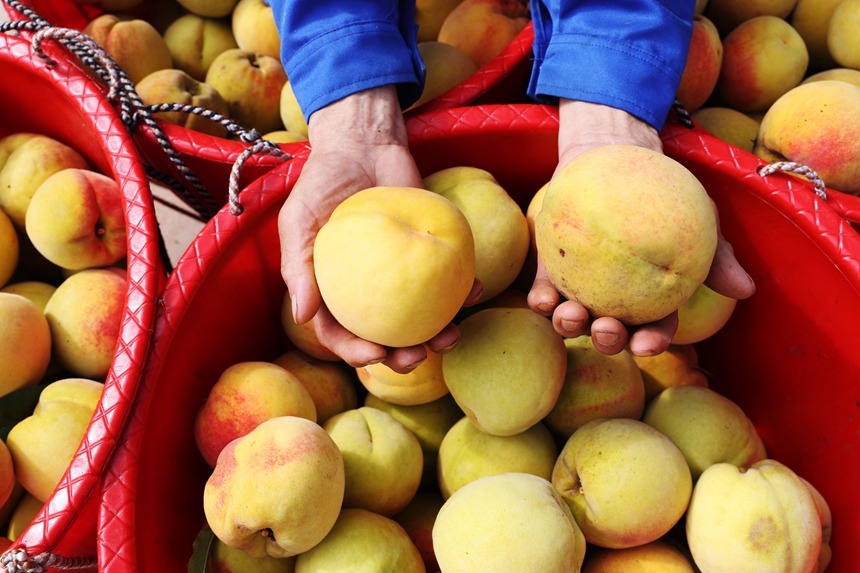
[205,48,288,135]
[44,268,126,379]
[232,0,282,61]
[272,349,358,423]
[552,418,693,549]
[393,489,446,571]
[176,0,238,18]
[203,416,345,558]
[583,540,696,573]
[323,406,423,516]
[208,536,297,573]
[0,293,52,399]
[415,0,465,42]
[0,439,16,509]
[25,168,126,271]
[6,378,103,502]
[686,459,822,573]
[536,144,717,325]
[423,166,530,303]
[705,0,799,36]
[194,361,317,468]
[716,15,809,113]
[83,14,173,84]
[754,80,860,195]
[673,282,737,344]
[0,133,89,229]
[441,307,566,437]
[802,67,860,89]
[0,207,17,288]
[544,335,645,438]
[279,80,309,140]
[135,69,231,137]
[357,349,449,406]
[433,473,586,573]
[313,186,475,348]
[828,0,860,70]
[408,42,478,112]
[281,289,340,361]
[163,13,238,82]
[437,0,530,68]
[692,106,760,153]
[675,15,723,113]
[632,344,708,403]
[790,0,843,72]
[1,281,56,312]
[642,385,767,480]
[294,508,425,572]
[436,417,558,498]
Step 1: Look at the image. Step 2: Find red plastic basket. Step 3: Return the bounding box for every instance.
[3,1,535,218]
[0,31,161,569]
[98,103,860,572]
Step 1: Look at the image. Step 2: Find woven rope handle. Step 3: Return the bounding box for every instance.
[757,161,828,200]
[0,549,97,572]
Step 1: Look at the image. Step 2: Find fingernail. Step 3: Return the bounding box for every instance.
[291,294,300,321]
[365,357,385,365]
[560,319,583,332]
[593,331,619,347]
[404,356,427,371]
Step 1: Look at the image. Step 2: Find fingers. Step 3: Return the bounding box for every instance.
[527,257,561,316]
[312,305,387,368]
[705,233,756,301]
[463,279,484,308]
[626,312,679,357]
[551,300,590,339]
[278,196,322,324]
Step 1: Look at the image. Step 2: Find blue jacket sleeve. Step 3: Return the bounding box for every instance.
[269,0,425,121]
[529,0,695,130]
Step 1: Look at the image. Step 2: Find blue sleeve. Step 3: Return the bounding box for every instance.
[528,0,695,130]
[269,0,425,121]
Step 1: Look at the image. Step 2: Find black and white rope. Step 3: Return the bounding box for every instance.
[757,161,828,200]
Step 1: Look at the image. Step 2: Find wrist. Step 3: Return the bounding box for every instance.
[557,100,661,165]
[307,86,409,151]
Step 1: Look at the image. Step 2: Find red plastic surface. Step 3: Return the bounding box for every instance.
[4,1,535,216]
[0,32,161,568]
[98,103,860,572]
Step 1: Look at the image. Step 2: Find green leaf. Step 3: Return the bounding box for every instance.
[0,384,47,441]
[188,523,215,573]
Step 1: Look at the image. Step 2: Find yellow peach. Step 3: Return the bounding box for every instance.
[272,349,358,423]
[356,349,449,406]
[0,293,51,399]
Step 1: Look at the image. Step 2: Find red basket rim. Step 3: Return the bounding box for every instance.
[0,31,161,561]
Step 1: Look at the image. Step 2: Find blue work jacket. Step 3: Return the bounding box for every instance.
[269,0,694,130]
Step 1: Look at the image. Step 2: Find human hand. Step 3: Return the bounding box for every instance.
[527,100,756,357]
[278,86,480,373]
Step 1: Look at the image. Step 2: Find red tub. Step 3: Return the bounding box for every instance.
[97,103,860,572]
[0,31,161,570]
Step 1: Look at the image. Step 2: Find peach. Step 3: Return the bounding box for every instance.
[692,106,760,153]
[44,268,126,379]
[437,0,530,68]
[83,14,173,84]
[6,378,103,502]
[706,0,799,35]
[261,130,307,144]
[363,393,463,486]
[536,144,717,325]
[552,418,692,549]
[163,13,238,82]
[294,508,425,572]
[232,0,282,61]
[754,80,860,195]
[0,293,51,399]
[203,416,344,558]
[673,283,737,344]
[323,407,423,516]
[25,168,126,271]
[415,0,466,42]
[801,478,833,573]
[205,49,287,135]
[583,540,696,573]
[0,207,17,288]
[278,81,308,140]
[433,473,586,573]
[686,459,822,573]
[441,307,566,436]
[281,289,339,361]
[313,186,475,348]
[6,493,43,542]
[393,490,446,571]
[544,336,645,438]
[408,42,478,111]
[135,69,231,137]
[208,536,297,573]
[802,67,860,89]
[436,417,558,498]
[716,15,809,113]
[194,361,318,468]
[272,349,358,423]
[676,15,723,113]
[632,344,709,403]
[827,0,860,70]
[176,0,238,18]
[0,133,89,228]
[0,439,15,509]
[643,385,767,480]
[1,281,56,312]
[423,166,530,302]
[790,0,843,71]
[356,349,449,406]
